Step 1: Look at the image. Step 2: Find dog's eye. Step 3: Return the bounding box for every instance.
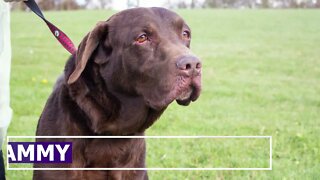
[182,30,190,40]
[136,34,148,44]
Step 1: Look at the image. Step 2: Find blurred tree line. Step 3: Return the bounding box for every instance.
[11,0,80,11]
[203,0,320,8]
[10,0,320,11]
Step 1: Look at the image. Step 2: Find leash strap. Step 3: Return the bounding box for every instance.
[24,0,77,55]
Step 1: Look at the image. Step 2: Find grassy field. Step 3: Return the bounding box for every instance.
[5,9,320,179]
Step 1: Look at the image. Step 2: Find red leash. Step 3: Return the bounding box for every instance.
[24,0,77,55]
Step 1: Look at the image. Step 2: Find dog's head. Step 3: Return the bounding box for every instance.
[67,7,201,111]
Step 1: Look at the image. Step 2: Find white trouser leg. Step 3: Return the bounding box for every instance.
[0,1,13,148]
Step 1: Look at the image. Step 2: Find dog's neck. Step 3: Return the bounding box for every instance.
[65,74,164,136]
[63,55,165,135]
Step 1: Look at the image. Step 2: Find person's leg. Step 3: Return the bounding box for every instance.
[0,0,13,127]
[0,0,13,137]
[0,1,13,179]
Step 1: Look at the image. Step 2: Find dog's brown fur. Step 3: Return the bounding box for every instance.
[33,7,201,180]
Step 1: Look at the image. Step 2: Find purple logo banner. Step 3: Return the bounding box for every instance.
[8,142,72,163]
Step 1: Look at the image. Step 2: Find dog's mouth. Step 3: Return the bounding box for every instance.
[176,86,193,106]
[145,75,201,110]
[175,80,201,106]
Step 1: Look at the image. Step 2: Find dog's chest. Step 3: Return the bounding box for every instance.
[81,138,146,168]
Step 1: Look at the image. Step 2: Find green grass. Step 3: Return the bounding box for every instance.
[5,9,320,179]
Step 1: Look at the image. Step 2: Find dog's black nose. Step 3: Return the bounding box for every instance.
[176,56,201,76]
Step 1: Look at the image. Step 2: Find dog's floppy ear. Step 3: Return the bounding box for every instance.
[67,21,108,84]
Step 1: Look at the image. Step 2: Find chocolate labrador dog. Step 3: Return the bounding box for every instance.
[33,7,201,180]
